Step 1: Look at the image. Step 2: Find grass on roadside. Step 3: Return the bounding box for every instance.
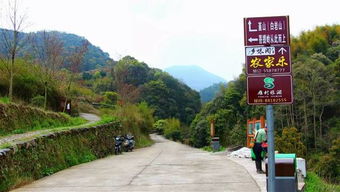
[0,97,10,104]
[201,145,226,152]
[0,115,117,149]
[305,172,340,192]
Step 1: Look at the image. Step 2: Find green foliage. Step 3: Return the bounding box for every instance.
[313,139,340,183]
[0,103,85,136]
[200,82,227,103]
[140,70,201,124]
[229,124,247,146]
[191,118,210,148]
[0,97,9,104]
[275,127,307,157]
[163,118,182,142]
[201,145,225,152]
[108,103,155,139]
[137,102,155,134]
[103,91,118,105]
[305,172,340,192]
[31,95,45,108]
[153,119,167,135]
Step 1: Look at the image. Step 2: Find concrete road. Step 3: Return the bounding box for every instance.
[12,135,260,192]
[79,113,101,124]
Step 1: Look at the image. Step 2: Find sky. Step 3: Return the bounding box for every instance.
[0,0,339,81]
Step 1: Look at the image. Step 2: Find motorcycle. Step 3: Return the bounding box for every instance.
[123,134,135,152]
[114,135,123,155]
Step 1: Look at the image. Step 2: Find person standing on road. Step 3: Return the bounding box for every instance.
[253,126,267,174]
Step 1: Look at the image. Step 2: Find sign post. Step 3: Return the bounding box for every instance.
[244,15,292,192]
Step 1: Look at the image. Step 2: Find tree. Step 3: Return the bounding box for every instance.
[30,31,64,109]
[0,0,27,101]
[293,56,335,148]
[63,40,88,112]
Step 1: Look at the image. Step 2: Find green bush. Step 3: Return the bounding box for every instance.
[275,127,306,157]
[313,139,340,183]
[153,120,166,135]
[229,124,247,146]
[191,119,210,148]
[103,91,118,105]
[163,118,182,142]
[31,95,45,108]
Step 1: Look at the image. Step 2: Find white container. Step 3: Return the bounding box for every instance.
[296,158,306,178]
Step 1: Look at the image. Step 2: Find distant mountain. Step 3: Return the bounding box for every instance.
[0,29,114,71]
[199,82,228,103]
[164,65,226,91]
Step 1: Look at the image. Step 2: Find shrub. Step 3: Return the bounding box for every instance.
[103,91,118,105]
[31,95,45,108]
[229,124,247,146]
[275,127,306,157]
[153,120,167,135]
[191,119,210,148]
[164,118,182,141]
[313,139,340,183]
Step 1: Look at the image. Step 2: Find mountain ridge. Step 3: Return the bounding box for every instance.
[164,65,226,91]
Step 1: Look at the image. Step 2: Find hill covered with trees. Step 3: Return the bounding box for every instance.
[199,82,228,103]
[0,29,114,71]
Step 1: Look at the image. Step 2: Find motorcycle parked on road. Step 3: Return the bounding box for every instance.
[114,136,123,155]
[123,134,135,152]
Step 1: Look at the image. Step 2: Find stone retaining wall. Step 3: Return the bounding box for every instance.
[0,121,122,192]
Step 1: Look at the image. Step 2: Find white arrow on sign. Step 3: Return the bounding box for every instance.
[278,47,287,55]
[248,37,259,42]
[248,20,257,32]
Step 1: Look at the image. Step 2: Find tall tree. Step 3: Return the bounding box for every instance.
[0,0,27,101]
[31,31,64,109]
[63,40,88,112]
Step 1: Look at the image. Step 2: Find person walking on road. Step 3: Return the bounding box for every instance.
[253,126,267,174]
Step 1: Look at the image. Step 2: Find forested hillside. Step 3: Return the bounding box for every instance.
[0,29,114,71]
[187,24,340,183]
[199,82,228,103]
[82,56,201,124]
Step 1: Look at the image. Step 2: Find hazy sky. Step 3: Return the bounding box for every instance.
[1,0,339,81]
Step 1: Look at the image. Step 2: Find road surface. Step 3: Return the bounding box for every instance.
[12,134,260,192]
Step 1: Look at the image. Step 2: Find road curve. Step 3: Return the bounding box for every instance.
[11,134,260,192]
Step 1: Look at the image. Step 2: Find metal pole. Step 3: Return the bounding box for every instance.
[266,105,275,192]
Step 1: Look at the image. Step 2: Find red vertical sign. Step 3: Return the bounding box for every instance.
[244,15,293,105]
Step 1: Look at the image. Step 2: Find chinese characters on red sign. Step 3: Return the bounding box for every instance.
[247,75,293,104]
[246,46,291,74]
[244,16,290,46]
[244,16,293,105]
